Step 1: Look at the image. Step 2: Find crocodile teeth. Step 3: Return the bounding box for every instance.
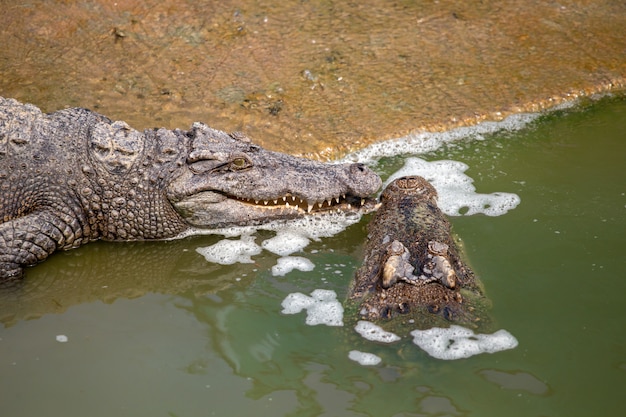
[236,193,368,213]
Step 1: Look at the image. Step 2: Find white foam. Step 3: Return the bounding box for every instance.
[271,256,315,276]
[182,209,365,242]
[348,350,382,366]
[258,212,364,240]
[195,234,262,264]
[55,335,68,343]
[262,230,310,256]
[339,112,540,165]
[354,320,401,343]
[192,211,365,267]
[386,157,520,216]
[281,289,343,326]
[410,325,518,360]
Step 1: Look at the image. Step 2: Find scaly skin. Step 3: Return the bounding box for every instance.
[0,97,381,279]
[347,176,491,329]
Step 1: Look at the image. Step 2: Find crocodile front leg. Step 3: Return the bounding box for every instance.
[0,211,88,279]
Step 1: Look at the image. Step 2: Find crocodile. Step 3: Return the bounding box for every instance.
[0,97,381,280]
[347,176,491,329]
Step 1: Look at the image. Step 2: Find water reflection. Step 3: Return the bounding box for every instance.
[178,290,417,416]
[0,220,369,327]
[0,237,268,326]
[478,369,551,396]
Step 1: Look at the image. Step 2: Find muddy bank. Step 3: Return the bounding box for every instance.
[1,0,624,158]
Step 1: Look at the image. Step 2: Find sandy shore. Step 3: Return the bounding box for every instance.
[1,0,624,158]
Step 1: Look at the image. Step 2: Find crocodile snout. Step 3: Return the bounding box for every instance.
[347,163,382,196]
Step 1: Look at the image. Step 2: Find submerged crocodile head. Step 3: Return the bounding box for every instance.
[348,176,491,329]
[167,123,382,230]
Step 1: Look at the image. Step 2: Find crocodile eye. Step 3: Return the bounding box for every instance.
[230,157,251,170]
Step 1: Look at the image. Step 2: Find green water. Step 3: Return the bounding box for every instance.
[1,96,625,416]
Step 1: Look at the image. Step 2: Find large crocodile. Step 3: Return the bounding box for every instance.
[0,97,381,280]
[347,176,491,329]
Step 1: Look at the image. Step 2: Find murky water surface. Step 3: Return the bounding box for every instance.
[1,95,624,416]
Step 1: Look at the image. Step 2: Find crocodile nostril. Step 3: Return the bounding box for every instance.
[351,163,368,174]
[347,163,382,195]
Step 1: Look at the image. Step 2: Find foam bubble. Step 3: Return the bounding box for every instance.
[262,231,310,256]
[354,320,401,343]
[281,289,343,326]
[195,234,262,264]
[259,212,364,240]
[339,112,540,165]
[280,292,314,314]
[191,211,365,269]
[271,256,315,276]
[386,157,520,216]
[183,210,365,242]
[348,350,382,366]
[410,325,518,360]
[56,335,68,343]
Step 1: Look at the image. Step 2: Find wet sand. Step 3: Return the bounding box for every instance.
[1,0,624,158]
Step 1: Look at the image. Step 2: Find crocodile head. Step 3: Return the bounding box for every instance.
[167,123,382,229]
